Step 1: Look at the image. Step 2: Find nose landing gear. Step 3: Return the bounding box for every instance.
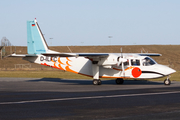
[164,76,171,85]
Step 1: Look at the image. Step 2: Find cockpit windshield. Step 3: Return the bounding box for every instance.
[142,57,157,66]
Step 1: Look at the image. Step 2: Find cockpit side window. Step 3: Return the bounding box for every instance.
[131,59,140,66]
[143,57,156,66]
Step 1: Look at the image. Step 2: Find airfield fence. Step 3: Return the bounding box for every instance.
[0,64,63,71]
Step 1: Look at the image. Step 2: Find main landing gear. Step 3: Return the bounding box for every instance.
[116,78,124,84]
[93,79,101,85]
[92,63,102,85]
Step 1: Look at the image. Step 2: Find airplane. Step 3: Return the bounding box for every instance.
[10,19,176,85]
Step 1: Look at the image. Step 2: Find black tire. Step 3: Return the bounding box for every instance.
[116,78,124,84]
[93,79,99,85]
[98,79,102,85]
[164,79,171,85]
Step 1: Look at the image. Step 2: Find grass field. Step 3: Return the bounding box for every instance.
[0,70,179,82]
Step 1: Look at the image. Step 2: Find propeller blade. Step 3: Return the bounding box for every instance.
[117,57,127,66]
[122,62,125,76]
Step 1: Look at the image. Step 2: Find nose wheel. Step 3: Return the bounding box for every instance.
[164,78,171,85]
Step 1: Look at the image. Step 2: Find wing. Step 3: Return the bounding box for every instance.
[138,53,162,56]
[42,53,109,58]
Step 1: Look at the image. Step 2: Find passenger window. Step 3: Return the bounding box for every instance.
[131,59,140,66]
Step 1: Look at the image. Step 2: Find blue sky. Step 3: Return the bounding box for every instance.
[1,0,180,46]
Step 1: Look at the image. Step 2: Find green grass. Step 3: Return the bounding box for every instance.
[0,70,179,81]
[0,70,91,79]
[149,71,180,81]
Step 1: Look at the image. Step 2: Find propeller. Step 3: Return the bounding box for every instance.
[117,48,127,66]
[117,47,127,76]
[117,57,127,66]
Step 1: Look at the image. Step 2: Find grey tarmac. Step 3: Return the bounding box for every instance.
[0,77,180,120]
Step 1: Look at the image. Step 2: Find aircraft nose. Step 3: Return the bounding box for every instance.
[165,67,176,75]
[157,64,176,76]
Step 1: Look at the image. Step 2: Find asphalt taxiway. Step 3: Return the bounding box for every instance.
[0,78,180,120]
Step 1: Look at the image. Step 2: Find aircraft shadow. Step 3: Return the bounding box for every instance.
[27,78,164,85]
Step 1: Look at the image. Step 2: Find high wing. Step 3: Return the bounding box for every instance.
[10,53,161,58]
[138,53,162,56]
[42,53,109,57]
[42,53,161,57]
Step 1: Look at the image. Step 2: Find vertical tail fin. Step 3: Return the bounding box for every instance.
[27,19,49,54]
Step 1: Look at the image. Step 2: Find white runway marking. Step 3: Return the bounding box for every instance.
[0,91,180,105]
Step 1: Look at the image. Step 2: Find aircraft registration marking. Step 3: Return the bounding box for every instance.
[40,56,58,62]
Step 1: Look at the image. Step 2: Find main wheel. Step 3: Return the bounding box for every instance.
[164,79,171,85]
[98,79,102,85]
[116,78,124,84]
[93,79,101,85]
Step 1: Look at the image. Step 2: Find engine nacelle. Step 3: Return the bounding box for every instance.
[98,54,127,66]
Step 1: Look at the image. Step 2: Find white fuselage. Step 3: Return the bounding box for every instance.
[24,54,176,79]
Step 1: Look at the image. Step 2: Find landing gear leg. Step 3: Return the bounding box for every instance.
[116,78,124,84]
[164,76,171,85]
[92,64,101,85]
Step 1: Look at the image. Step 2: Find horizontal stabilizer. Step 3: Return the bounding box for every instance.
[8,53,38,57]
